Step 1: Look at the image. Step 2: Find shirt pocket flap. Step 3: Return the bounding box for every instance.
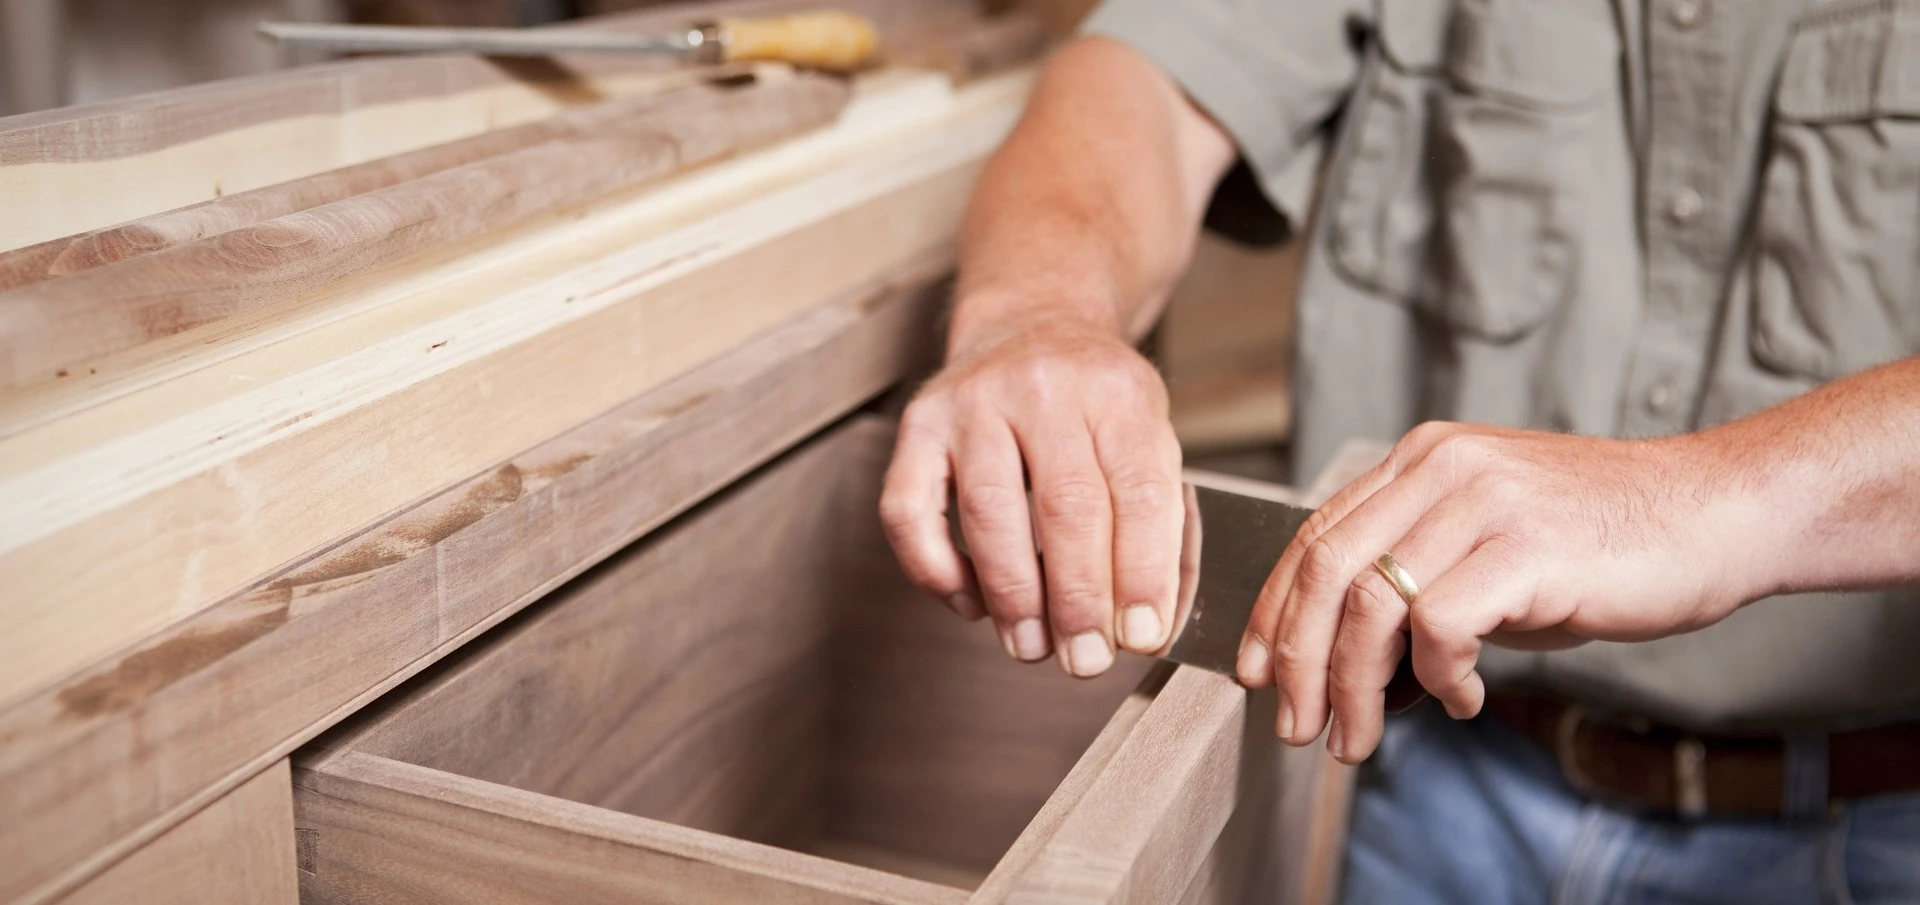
[1777,0,1920,122]
[1444,0,1619,110]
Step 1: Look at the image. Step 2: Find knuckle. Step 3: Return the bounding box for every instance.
[1427,431,1498,474]
[1402,420,1458,451]
[1297,536,1356,592]
[1296,508,1339,547]
[1409,604,1465,649]
[1269,637,1312,676]
[1343,574,1405,624]
[876,492,926,533]
[956,482,1027,527]
[975,569,1041,607]
[1035,476,1108,524]
[1326,662,1374,698]
[1108,470,1176,511]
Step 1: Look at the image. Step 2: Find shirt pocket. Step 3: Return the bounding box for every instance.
[1750,0,1920,382]
[1329,0,1620,340]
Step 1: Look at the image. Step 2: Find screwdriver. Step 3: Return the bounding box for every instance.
[258,10,880,72]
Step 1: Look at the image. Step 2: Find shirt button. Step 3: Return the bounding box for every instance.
[1666,187,1704,225]
[1645,377,1680,417]
[1670,0,1705,28]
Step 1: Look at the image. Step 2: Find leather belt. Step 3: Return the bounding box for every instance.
[1484,693,1920,819]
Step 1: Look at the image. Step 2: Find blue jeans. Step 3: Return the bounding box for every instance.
[1341,703,1920,905]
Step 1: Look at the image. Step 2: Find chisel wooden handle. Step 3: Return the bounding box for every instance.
[258,11,880,72]
[716,11,878,71]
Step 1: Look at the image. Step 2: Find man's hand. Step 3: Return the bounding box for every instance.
[872,36,1235,677]
[1237,423,1776,764]
[880,314,1184,676]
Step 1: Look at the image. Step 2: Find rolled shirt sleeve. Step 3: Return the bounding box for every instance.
[1081,0,1371,235]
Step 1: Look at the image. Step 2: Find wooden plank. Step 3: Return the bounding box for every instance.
[0,72,850,390]
[990,667,1247,904]
[0,69,778,294]
[969,666,1170,903]
[0,0,974,251]
[303,416,1144,896]
[57,760,298,905]
[0,12,1045,297]
[823,423,1152,882]
[296,752,966,905]
[0,256,949,904]
[0,69,1030,714]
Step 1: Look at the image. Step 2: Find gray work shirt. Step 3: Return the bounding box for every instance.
[1084,0,1920,731]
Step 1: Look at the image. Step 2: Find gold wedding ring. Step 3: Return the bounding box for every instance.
[1372,552,1421,604]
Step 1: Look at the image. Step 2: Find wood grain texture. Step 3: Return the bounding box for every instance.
[991,667,1247,904]
[0,69,764,294]
[0,0,975,251]
[0,260,950,904]
[0,69,1028,718]
[824,428,1152,882]
[296,752,967,905]
[301,417,1145,899]
[56,759,298,905]
[0,73,850,390]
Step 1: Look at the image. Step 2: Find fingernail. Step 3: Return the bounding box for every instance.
[1277,694,1295,742]
[1120,606,1162,651]
[1063,632,1113,677]
[1328,718,1346,762]
[1004,618,1048,661]
[1236,636,1270,685]
[947,592,983,620]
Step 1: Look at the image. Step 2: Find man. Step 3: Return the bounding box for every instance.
[877,0,1920,901]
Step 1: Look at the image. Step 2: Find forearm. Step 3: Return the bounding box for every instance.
[1700,356,1920,597]
[948,37,1234,356]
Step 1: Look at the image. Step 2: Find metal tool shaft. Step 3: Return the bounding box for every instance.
[257,21,713,59]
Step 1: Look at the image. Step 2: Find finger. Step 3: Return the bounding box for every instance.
[1408,539,1536,720]
[1093,416,1183,655]
[1324,496,1485,761]
[879,414,978,618]
[1323,571,1407,763]
[1239,423,1471,686]
[952,419,1049,662]
[1270,468,1450,745]
[1237,457,1401,688]
[1017,418,1117,678]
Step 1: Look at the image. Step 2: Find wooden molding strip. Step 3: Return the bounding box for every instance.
[0,0,974,252]
[295,752,967,905]
[0,67,765,295]
[0,70,1028,709]
[989,667,1247,903]
[0,73,851,391]
[0,259,948,904]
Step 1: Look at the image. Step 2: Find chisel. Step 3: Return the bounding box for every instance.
[258,10,880,72]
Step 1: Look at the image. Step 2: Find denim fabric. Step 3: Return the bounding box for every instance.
[1341,703,1920,905]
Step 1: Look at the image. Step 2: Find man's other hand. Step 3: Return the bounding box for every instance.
[1238,423,1771,764]
[879,314,1184,678]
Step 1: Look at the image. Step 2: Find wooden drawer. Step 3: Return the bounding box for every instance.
[294,416,1339,904]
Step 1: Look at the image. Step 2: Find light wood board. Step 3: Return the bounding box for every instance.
[0,0,974,252]
[297,751,967,905]
[0,68,1031,713]
[56,760,299,905]
[0,257,951,904]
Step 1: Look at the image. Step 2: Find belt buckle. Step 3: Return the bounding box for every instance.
[1554,705,1596,795]
[1674,736,1708,819]
[1555,705,1710,818]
